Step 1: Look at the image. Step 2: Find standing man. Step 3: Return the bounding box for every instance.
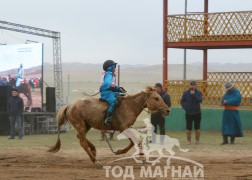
[181,81,202,144]
[7,89,24,139]
[16,63,24,88]
[151,83,171,145]
[220,81,243,145]
[8,74,16,88]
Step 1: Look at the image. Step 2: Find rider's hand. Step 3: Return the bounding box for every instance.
[119,87,126,93]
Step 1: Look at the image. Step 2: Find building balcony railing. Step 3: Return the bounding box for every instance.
[165,72,252,110]
[167,11,252,43]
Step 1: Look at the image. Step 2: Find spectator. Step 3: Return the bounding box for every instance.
[181,81,202,144]
[34,77,39,88]
[220,81,243,145]
[8,74,16,88]
[29,78,34,88]
[151,83,171,145]
[7,89,24,139]
[1,77,8,86]
[0,76,3,86]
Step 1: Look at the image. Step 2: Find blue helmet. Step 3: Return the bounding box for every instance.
[103,60,117,71]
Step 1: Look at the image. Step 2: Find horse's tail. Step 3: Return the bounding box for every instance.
[48,105,69,153]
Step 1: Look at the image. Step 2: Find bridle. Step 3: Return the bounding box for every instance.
[142,92,165,114]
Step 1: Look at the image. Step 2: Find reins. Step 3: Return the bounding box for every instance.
[82,91,100,97]
[125,92,151,115]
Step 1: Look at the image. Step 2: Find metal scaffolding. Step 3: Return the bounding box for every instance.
[0,20,64,109]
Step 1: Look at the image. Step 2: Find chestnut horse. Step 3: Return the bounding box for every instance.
[48,86,170,167]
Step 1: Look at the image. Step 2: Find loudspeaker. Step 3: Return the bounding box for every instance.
[0,86,9,95]
[46,87,56,112]
[0,95,8,112]
[0,113,10,135]
[0,86,10,112]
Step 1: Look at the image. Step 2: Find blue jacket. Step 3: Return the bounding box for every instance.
[100,71,119,92]
[180,89,202,115]
[222,88,241,106]
[100,67,121,104]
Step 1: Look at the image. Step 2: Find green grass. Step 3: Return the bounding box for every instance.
[1,129,252,151]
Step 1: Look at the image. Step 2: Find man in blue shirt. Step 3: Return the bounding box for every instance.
[181,81,202,144]
[100,60,126,127]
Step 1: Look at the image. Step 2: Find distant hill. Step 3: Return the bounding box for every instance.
[42,62,252,101]
[0,65,41,78]
[43,62,252,83]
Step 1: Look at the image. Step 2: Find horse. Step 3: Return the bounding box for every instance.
[18,83,32,106]
[48,86,170,168]
[9,78,32,106]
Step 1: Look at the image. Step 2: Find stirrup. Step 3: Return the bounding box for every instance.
[104,117,112,128]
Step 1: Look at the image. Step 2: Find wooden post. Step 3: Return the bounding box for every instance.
[203,49,208,80]
[163,0,168,86]
[203,0,208,80]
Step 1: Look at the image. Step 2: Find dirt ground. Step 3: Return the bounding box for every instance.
[0,146,252,180]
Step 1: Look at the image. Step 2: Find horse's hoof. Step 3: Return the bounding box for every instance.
[115,149,122,155]
[92,150,97,157]
[95,162,103,169]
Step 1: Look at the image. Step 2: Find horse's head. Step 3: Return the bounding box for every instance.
[144,86,170,116]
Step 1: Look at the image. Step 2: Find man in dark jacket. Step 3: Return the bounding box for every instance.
[181,81,202,144]
[7,89,24,139]
[151,83,171,145]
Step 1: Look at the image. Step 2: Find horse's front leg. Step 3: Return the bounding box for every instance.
[115,139,134,155]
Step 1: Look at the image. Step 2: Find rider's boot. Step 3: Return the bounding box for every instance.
[104,111,113,127]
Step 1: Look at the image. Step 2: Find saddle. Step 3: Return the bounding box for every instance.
[99,98,107,102]
[99,96,123,107]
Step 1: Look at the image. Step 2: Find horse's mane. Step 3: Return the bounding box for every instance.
[121,92,143,100]
[121,86,154,100]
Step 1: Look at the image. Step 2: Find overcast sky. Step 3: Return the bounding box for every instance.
[0,0,251,65]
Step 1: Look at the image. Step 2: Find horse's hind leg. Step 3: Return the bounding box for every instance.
[75,123,99,167]
[77,131,97,163]
[76,123,96,157]
[87,140,96,157]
